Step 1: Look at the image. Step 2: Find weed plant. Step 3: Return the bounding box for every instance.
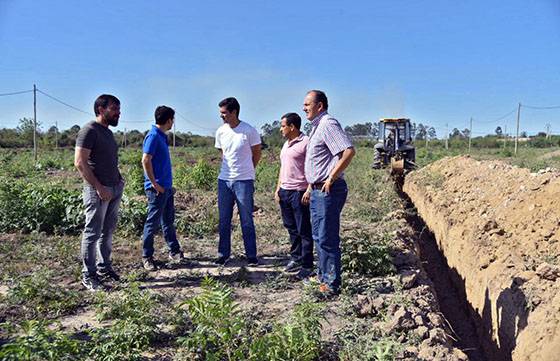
[7,271,81,319]
[0,320,83,361]
[341,230,395,277]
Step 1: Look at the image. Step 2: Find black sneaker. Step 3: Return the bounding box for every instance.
[82,275,103,292]
[247,257,260,267]
[284,260,301,273]
[97,268,121,282]
[214,256,230,266]
[293,267,315,280]
[143,257,157,271]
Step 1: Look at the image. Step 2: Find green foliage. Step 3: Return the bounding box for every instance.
[176,206,219,239]
[7,270,81,318]
[89,319,155,361]
[175,159,218,191]
[248,302,324,361]
[117,195,147,237]
[0,320,83,361]
[90,283,161,361]
[178,277,248,360]
[0,180,83,234]
[342,230,395,277]
[255,155,279,191]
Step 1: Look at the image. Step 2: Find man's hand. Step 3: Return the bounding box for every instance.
[97,186,113,201]
[153,183,165,194]
[321,176,335,194]
[301,189,311,205]
[274,188,280,204]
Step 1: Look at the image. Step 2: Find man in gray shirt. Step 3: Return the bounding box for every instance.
[75,94,124,291]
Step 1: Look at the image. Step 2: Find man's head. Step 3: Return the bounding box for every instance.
[219,97,240,126]
[303,90,328,121]
[280,112,301,139]
[94,94,121,127]
[154,105,175,131]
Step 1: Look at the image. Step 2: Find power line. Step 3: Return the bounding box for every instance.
[0,89,33,97]
[175,111,217,132]
[36,88,94,116]
[475,108,517,124]
[522,104,560,110]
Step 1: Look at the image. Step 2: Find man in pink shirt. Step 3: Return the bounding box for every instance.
[274,113,314,280]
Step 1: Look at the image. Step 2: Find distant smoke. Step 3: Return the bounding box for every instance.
[374,84,406,118]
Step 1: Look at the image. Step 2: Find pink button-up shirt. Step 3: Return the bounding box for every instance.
[280,133,309,191]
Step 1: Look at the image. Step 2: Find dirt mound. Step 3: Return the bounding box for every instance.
[403,155,560,361]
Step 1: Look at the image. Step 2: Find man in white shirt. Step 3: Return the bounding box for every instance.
[214,97,262,266]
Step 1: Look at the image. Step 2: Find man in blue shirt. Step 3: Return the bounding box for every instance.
[141,105,184,270]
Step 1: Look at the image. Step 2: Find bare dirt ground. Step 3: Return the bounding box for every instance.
[404,155,560,361]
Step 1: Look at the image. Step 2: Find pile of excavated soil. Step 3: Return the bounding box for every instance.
[403,155,560,361]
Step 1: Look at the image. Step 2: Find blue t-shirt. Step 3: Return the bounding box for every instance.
[143,125,172,190]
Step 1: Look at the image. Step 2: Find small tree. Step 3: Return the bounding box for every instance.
[495,126,503,137]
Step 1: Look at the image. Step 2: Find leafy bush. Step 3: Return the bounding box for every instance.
[8,270,81,318]
[175,160,218,191]
[248,302,324,361]
[0,180,83,234]
[0,320,83,361]
[176,207,219,239]
[95,282,161,324]
[118,195,147,237]
[342,230,395,277]
[178,277,248,360]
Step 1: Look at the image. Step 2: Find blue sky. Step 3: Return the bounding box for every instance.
[1,0,559,137]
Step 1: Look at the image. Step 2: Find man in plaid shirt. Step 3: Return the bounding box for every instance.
[303,90,355,296]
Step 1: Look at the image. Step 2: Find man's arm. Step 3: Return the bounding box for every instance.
[74,146,112,201]
[142,153,164,194]
[322,147,356,193]
[251,144,261,168]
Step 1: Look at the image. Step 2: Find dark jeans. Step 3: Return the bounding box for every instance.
[278,188,313,269]
[217,179,257,259]
[142,187,181,258]
[310,179,348,291]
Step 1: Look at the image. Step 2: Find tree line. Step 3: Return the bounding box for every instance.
[0,118,214,148]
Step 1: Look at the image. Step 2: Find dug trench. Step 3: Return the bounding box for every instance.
[401,155,560,361]
[398,188,488,361]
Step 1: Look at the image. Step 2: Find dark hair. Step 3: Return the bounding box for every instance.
[218,97,240,117]
[281,112,302,130]
[94,94,120,116]
[154,105,175,125]
[308,90,328,110]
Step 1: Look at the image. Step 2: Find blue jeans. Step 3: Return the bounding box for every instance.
[81,182,124,277]
[142,187,181,258]
[278,188,313,269]
[310,179,348,291]
[217,179,257,259]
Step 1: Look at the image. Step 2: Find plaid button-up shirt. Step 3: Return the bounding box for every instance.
[304,112,353,184]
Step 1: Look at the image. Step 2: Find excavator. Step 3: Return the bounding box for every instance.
[372,118,416,176]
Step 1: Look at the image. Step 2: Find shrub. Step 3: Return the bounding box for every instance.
[0,320,84,361]
[118,195,147,237]
[178,277,248,360]
[342,230,395,277]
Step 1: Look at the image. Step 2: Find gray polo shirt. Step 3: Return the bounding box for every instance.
[304,112,353,184]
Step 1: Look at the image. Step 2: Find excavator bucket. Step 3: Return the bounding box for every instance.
[391,158,405,175]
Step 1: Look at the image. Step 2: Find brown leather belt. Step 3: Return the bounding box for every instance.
[311,182,325,190]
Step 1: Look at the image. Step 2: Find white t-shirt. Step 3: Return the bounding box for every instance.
[215,121,261,181]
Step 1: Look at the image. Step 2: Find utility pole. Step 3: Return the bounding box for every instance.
[55,120,58,149]
[468,117,472,153]
[33,84,37,163]
[173,121,176,151]
[514,103,521,156]
[546,123,551,139]
[445,123,449,150]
